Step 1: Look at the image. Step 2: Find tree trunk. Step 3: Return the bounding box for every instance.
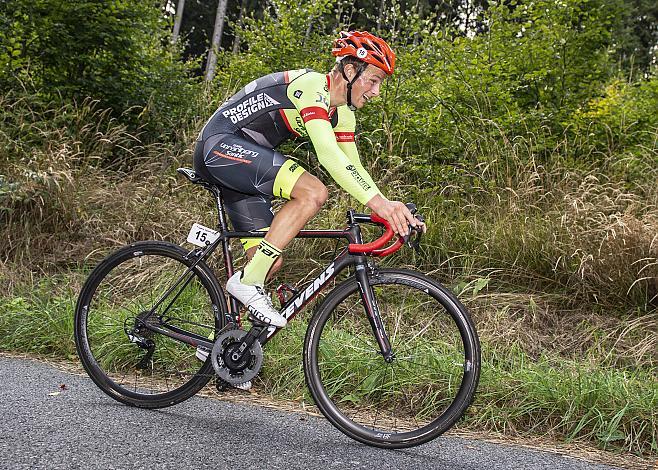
[304,19,314,45]
[171,0,185,43]
[377,0,386,31]
[232,0,248,54]
[205,0,229,82]
[335,1,343,30]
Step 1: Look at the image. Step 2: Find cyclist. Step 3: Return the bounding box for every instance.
[193,31,424,329]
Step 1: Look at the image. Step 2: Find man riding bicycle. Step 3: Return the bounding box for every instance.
[193,31,424,329]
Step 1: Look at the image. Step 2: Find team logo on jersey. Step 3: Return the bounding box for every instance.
[300,106,329,123]
[315,92,329,107]
[294,90,303,99]
[346,165,371,191]
[293,116,307,137]
[211,150,252,164]
[221,92,281,124]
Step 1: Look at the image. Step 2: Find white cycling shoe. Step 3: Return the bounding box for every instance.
[225,271,287,328]
[196,347,211,362]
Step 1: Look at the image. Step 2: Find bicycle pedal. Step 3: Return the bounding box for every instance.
[246,313,271,327]
[276,283,299,304]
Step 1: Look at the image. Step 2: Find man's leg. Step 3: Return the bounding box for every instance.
[196,133,326,324]
[241,172,328,286]
[245,245,283,280]
[265,172,329,249]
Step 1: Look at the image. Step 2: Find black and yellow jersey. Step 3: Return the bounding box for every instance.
[199,69,381,205]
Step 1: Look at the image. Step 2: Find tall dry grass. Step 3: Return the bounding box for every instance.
[1,96,656,456]
[0,95,212,271]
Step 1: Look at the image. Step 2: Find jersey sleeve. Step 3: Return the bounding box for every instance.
[333,106,381,198]
[287,73,381,205]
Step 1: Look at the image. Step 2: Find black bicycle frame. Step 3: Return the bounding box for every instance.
[141,181,393,359]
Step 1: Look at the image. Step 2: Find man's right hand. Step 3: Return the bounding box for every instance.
[366,194,426,237]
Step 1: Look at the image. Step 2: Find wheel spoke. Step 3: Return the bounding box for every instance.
[309,272,480,447]
[75,245,224,406]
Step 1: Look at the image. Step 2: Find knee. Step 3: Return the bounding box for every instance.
[302,182,328,212]
[291,174,328,213]
[312,184,329,209]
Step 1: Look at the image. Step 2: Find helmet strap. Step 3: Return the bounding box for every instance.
[339,61,367,111]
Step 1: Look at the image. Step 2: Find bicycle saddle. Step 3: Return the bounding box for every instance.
[177,167,207,185]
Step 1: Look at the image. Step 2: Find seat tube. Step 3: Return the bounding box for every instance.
[355,260,394,362]
[212,185,241,321]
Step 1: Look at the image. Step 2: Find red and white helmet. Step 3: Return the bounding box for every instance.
[332,31,396,76]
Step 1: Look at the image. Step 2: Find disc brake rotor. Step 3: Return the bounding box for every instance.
[211,328,263,385]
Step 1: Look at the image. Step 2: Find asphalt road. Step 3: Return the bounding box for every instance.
[0,356,620,470]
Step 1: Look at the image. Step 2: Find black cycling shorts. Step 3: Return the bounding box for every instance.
[193,133,305,249]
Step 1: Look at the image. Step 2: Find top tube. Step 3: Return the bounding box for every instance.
[176,167,410,258]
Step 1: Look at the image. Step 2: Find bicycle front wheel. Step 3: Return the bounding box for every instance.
[74,241,227,408]
[304,269,480,448]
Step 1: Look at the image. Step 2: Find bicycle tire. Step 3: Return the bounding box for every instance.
[74,241,227,408]
[304,268,480,448]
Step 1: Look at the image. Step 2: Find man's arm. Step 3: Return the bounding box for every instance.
[310,119,423,235]
[288,73,381,205]
[334,113,424,235]
[335,128,380,198]
[304,118,381,205]
[288,73,422,235]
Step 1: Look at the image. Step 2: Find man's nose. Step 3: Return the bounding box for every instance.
[371,82,381,96]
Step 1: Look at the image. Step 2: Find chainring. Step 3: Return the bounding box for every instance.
[210,328,263,385]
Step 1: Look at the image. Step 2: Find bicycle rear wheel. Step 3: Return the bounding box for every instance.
[304,269,480,448]
[74,241,226,408]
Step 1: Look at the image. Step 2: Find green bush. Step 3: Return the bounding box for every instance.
[0,0,203,142]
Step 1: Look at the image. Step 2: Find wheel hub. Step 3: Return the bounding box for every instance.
[132,311,160,338]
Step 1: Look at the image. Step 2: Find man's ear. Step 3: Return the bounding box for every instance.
[343,63,355,81]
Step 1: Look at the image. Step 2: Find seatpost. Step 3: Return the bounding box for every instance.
[210,185,231,234]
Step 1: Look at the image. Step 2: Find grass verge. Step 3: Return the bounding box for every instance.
[1,274,655,458]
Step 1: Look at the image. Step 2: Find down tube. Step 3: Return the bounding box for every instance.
[262,251,355,343]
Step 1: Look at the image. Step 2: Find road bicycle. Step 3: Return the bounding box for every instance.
[74,167,481,449]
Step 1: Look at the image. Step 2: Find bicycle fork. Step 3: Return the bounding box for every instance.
[355,262,394,363]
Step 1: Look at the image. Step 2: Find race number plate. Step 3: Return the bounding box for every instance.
[186,223,219,247]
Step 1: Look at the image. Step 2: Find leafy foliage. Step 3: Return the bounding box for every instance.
[0,0,202,138]
[0,0,657,455]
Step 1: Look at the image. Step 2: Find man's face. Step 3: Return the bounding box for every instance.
[349,64,388,109]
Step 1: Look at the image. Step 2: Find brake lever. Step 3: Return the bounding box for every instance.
[405,202,417,215]
[401,230,419,247]
[407,214,425,251]
[409,230,422,251]
[400,203,419,245]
